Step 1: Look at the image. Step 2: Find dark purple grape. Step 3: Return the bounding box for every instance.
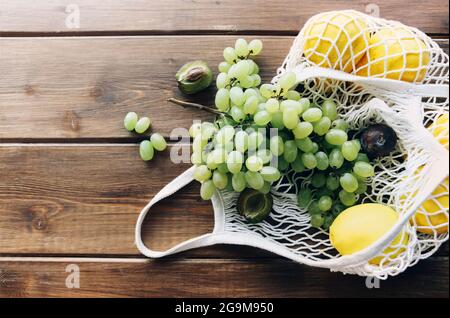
[360,124,398,159]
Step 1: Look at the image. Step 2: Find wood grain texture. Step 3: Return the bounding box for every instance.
[0,257,447,297]
[0,145,448,259]
[0,36,289,140]
[0,37,448,141]
[0,145,215,255]
[0,0,448,35]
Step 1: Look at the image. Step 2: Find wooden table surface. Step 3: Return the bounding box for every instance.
[0,0,448,298]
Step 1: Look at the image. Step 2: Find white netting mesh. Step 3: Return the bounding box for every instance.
[219,10,449,279]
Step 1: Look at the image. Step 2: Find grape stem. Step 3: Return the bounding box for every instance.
[167,98,231,118]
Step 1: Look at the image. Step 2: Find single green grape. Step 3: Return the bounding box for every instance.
[318,196,333,212]
[270,111,285,129]
[217,163,229,174]
[216,72,230,89]
[246,60,259,74]
[308,202,322,215]
[215,88,230,111]
[223,47,237,64]
[299,98,311,111]
[243,95,258,114]
[139,140,154,161]
[353,161,375,178]
[226,151,244,174]
[260,84,277,99]
[248,39,263,55]
[230,106,245,122]
[311,214,325,228]
[189,123,202,138]
[232,172,247,192]
[313,117,332,136]
[321,100,338,121]
[277,156,289,171]
[193,165,212,182]
[124,112,138,131]
[302,108,323,123]
[245,171,264,190]
[326,175,340,191]
[212,170,228,190]
[247,131,265,151]
[331,119,349,131]
[200,180,216,200]
[265,98,280,114]
[251,74,261,87]
[218,61,231,73]
[297,188,313,208]
[150,133,167,151]
[246,155,263,172]
[310,142,319,154]
[239,75,254,88]
[302,152,318,169]
[254,110,272,126]
[230,86,245,106]
[329,148,345,169]
[235,130,249,153]
[231,60,250,79]
[191,151,203,165]
[315,151,329,170]
[135,117,151,134]
[325,129,348,146]
[244,88,258,99]
[340,173,359,193]
[339,190,357,206]
[235,38,249,57]
[278,72,297,91]
[260,166,281,182]
[293,122,313,139]
[356,153,370,163]
[355,180,368,195]
[341,140,359,161]
[311,172,326,188]
[283,140,298,163]
[291,156,305,173]
[295,137,314,153]
[216,125,235,144]
[269,135,284,156]
[283,107,299,129]
[258,182,271,194]
[257,149,273,165]
[285,90,301,101]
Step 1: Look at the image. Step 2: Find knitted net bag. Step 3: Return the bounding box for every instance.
[136,10,449,279]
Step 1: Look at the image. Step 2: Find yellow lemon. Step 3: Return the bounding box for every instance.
[303,11,368,73]
[330,203,408,265]
[413,179,449,234]
[412,113,449,234]
[356,27,430,82]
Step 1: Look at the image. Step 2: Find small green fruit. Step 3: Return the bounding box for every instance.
[176,61,213,94]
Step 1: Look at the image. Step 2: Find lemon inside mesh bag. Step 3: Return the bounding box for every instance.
[302,11,369,73]
[356,27,431,82]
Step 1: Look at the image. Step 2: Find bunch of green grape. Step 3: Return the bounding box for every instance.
[189,38,376,229]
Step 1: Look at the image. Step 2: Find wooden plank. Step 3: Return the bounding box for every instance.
[0,0,448,35]
[0,36,288,140]
[0,257,447,297]
[0,37,448,141]
[0,145,448,259]
[0,145,215,255]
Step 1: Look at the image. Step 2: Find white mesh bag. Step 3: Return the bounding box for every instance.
[136,10,449,279]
